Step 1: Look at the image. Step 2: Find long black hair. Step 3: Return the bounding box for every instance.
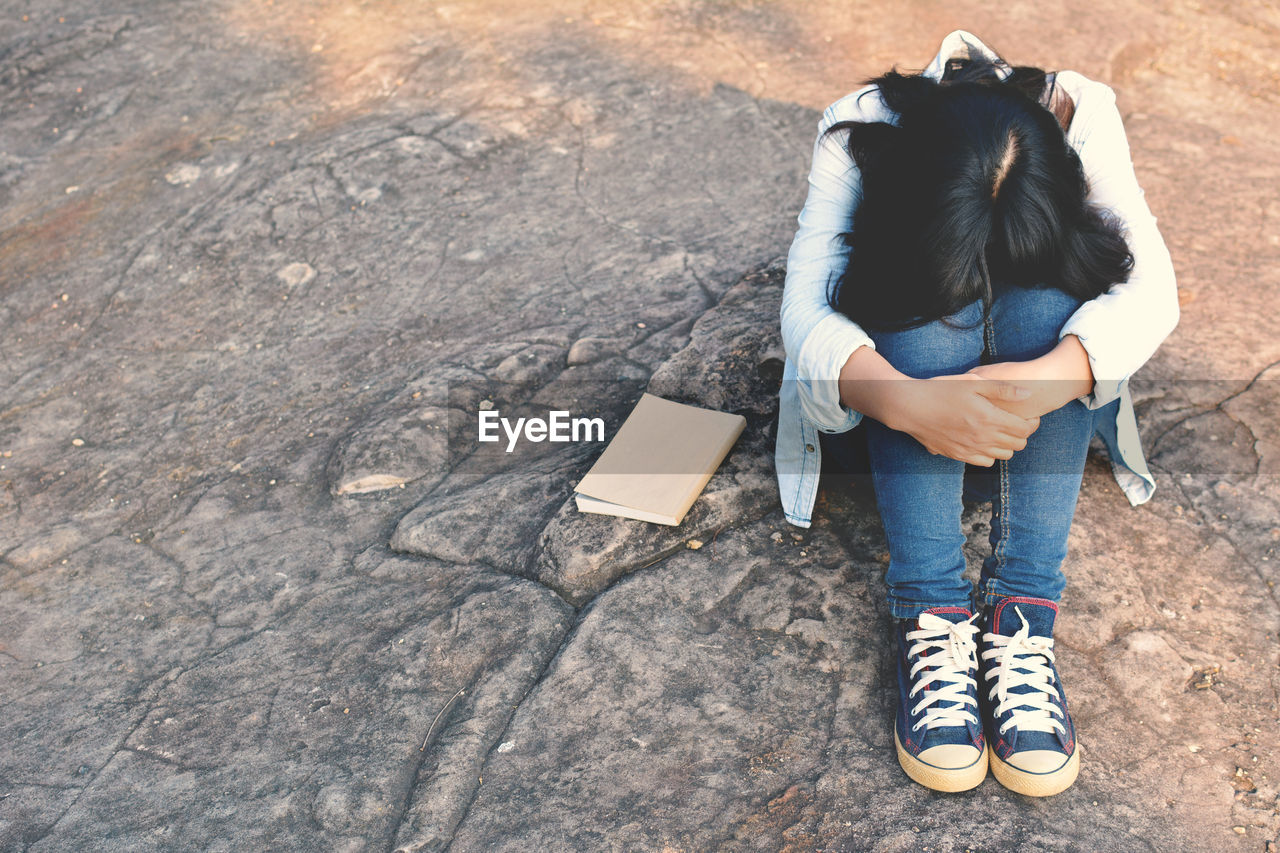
[826,54,1134,331]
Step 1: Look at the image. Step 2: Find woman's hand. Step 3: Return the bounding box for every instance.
[888,375,1042,467]
[967,335,1096,419]
[839,346,1041,467]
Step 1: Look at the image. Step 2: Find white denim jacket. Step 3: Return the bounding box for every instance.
[776,31,1179,528]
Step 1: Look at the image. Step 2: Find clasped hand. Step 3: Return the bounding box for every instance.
[891,359,1081,467]
[838,336,1094,468]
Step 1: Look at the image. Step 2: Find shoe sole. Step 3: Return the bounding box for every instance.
[894,731,989,792]
[989,747,1080,797]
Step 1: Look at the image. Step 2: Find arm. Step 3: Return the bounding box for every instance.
[778,92,881,434]
[1051,75,1179,408]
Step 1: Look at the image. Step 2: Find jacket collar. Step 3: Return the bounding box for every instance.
[921,30,1013,82]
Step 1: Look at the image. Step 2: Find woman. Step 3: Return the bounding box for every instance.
[775,31,1178,796]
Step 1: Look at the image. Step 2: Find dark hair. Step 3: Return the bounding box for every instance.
[826,55,1133,331]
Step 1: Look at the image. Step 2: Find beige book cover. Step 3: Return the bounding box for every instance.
[573,393,747,526]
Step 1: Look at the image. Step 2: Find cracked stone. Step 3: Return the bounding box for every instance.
[4,3,1279,851]
[646,264,786,416]
[532,421,776,606]
[390,436,600,572]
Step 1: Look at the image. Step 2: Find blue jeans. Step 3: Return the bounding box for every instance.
[861,285,1095,620]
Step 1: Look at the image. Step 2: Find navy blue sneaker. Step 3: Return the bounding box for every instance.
[980,597,1079,796]
[893,607,987,792]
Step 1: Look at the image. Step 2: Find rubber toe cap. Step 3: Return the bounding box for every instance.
[1004,749,1070,774]
[917,743,984,770]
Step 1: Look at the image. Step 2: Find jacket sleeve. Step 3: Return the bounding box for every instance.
[779,95,880,433]
[1058,78,1180,409]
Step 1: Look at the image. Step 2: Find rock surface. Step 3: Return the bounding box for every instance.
[2,2,1278,852]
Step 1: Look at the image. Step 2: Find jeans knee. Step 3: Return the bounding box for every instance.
[986,285,1085,362]
[866,301,986,378]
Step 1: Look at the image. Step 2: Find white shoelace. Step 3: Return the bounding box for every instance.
[981,605,1066,736]
[906,612,981,731]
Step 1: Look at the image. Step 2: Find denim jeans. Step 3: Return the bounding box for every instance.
[858,285,1095,620]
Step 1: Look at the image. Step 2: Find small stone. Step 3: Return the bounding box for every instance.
[1232,826,1246,835]
[496,741,514,753]
[276,262,316,288]
[566,336,621,366]
[636,322,646,329]
[686,539,703,550]
[478,399,495,411]
[164,163,201,186]
[1231,768,1257,793]
[1188,744,1201,753]
[770,531,783,542]
[335,474,410,495]
[71,438,84,447]
[1188,664,1219,690]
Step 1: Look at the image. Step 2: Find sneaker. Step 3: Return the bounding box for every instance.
[893,607,987,792]
[980,597,1080,796]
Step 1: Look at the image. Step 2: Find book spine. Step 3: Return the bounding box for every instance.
[671,415,746,525]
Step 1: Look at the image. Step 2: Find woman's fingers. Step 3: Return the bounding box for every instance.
[967,403,1036,460]
[976,399,1040,441]
[904,375,1044,465]
[974,378,1032,403]
[965,453,997,467]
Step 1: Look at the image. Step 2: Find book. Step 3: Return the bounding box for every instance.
[573,393,747,526]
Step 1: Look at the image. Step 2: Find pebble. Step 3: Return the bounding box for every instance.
[71,438,84,447]
[770,531,783,542]
[164,163,201,186]
[686,539,703,550]
[566,336,621,366]
[276,262,316,288]
[335,474,409,495]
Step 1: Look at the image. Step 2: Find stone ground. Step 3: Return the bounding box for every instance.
[1,1,1278,851]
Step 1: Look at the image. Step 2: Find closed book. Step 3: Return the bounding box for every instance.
[573,393,746,526]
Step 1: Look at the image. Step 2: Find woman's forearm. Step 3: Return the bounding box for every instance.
[1041,334,1095,402]
[837,345,912,431]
